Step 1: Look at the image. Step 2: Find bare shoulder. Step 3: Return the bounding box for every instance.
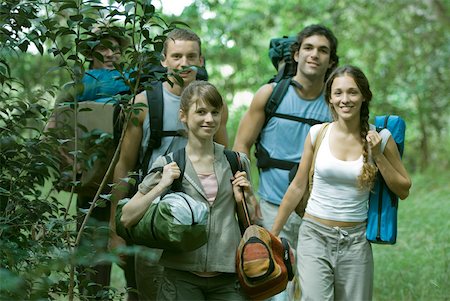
[130,91,148,124]
[133,90,148,105]
[247,83,274,111]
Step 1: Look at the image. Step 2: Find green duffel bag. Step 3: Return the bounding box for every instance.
[116,192,208,252]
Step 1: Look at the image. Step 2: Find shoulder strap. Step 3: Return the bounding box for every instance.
[147,81,164,150]
[223,150,251,234]
[164,148,186,193]
[308,123,329,190]
[135,81,164,174]
[224,149,243,174]
[263,77,291,127]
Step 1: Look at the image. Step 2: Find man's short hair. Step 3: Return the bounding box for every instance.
[162,28,202,56]
[290,24,339,79]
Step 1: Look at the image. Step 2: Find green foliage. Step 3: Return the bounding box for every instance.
[372,168,450,300]
[164,0,449,172]
[0,98,72,299]
[2,0,449,298]
[0,0,182,299]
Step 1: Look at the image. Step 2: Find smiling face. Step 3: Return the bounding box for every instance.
[91,37,121,70]
[294,34,334,81]
[179,81,223,142]
[329,75,365,121]
[180,99,222,141]
[161,39,204,87]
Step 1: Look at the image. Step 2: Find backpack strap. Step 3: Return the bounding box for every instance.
[140,81,183,174]
[147,81,181,150]
[161,148,186,194]
[263,78,292,128]
[223,150,252,234]
[224,149,243,174]
[308,123,329,190]
[295,122,329,217]
[255,78,324,172]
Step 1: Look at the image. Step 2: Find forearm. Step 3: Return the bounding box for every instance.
[121,183,167,228]
[373,153,411,199]
[272,184,304,236]
[109,161,134,229]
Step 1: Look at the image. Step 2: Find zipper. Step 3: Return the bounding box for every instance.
[376,176,384,241]
[376,115,390,242]
[204,205,212,272]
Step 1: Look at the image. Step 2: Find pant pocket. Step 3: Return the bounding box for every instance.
[157,276,176,301]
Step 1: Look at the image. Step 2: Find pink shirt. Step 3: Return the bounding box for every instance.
[198,172,218,206]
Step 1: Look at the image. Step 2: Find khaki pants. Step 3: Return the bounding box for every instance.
[298,218,373,301]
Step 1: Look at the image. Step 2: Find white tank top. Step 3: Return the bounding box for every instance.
[305,123,391,222]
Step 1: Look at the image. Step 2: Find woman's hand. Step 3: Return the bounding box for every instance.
[366,130,382,158]
[231,170,251,197]
[160,162,181,189]
[231,171,262,223]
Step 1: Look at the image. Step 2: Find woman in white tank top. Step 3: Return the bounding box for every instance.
[272,65,411,300]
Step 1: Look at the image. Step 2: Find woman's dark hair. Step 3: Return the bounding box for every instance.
[325,65,377,189]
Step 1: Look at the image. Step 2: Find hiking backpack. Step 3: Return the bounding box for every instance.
[366,115,406,244]
[255,35,328,180]
[113,67,209,196]
[54,69,132,194]
[268,36,297,83]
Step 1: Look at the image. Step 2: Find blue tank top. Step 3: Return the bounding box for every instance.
[140,86,187,172]
[258,85,332,205]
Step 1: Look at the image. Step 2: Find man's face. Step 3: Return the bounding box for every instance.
[161,39,203,86]
[91,37,121,70]
[294,35,333,80]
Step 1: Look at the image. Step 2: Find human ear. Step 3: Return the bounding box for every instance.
[293,50,299,63]
[161,54,167,67]
[179,109,187,123]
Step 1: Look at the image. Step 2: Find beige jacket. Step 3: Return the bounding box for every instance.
[139,143,250,273]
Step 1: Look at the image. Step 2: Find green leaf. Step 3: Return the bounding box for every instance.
[18,41,29,52]
[69,14,83,22]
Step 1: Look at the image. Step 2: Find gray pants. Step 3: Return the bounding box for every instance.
[158,268,246,301]
[298,218,373,301]
[135,247,164,301]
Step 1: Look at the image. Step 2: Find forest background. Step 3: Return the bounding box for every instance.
[1,0,449,300]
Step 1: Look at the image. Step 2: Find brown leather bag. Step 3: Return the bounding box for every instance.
[295,123,330,216]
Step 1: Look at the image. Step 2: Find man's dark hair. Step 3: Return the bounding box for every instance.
[290,24,339,80]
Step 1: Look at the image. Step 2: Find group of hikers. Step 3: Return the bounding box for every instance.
[50,22,411,301]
